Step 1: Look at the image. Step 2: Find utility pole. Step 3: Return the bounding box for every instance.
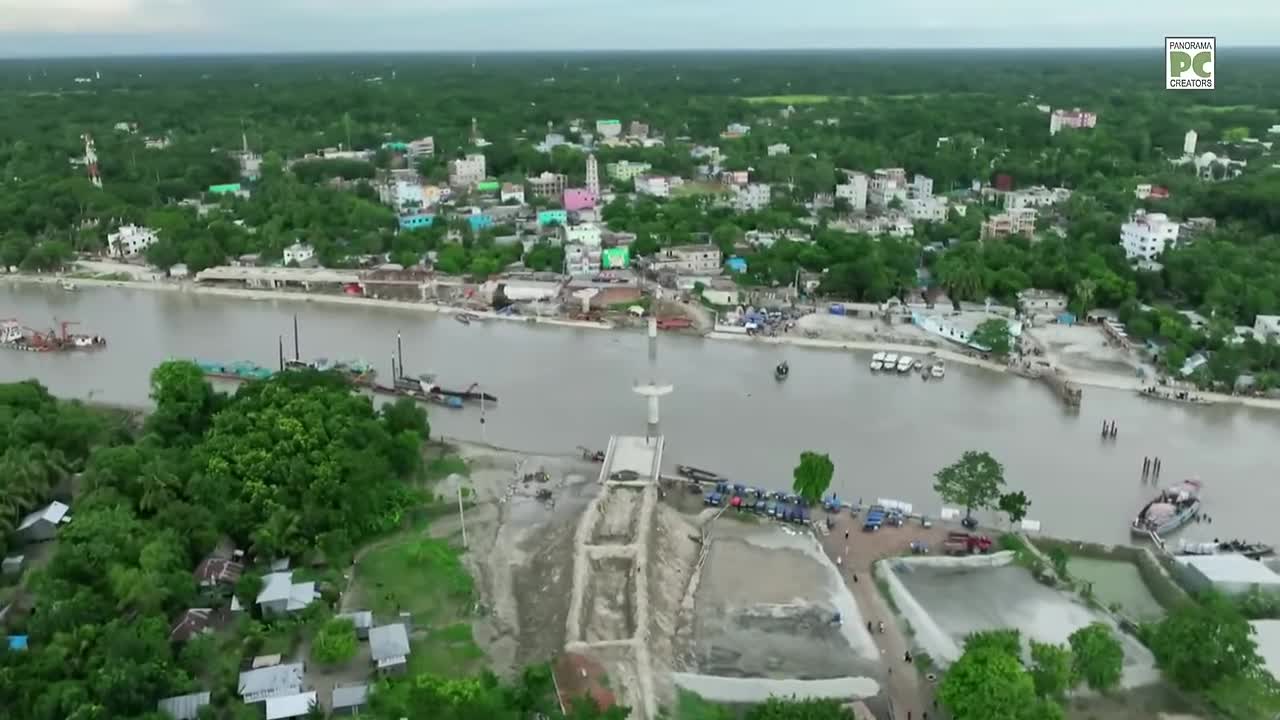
[479,386,487,444]
[457,486,468,548]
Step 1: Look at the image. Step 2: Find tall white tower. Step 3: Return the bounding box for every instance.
[586,153,600,198]
[633,381,673,440]
[1184,130,1198,156]
[82,133,102,189]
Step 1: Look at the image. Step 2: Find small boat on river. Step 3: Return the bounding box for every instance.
[284,357,377,386]
[930,361,946,379]
[1132,479,1202,538]
[882,353,899,371]
[676,465,724,483]
[896,355,914,373]
[1,319,106,352]
[870,352,886,371]
[775,361,790,381]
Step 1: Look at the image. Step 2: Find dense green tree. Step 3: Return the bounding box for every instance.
[998,491,1032,525]
[939,645,1038,720]
[1067,623,1124,693]
[971,318,1013,356]
[791,451,835,505]
[934,450,1007,521]
[1146,591,1265,691]
[1030,640,1077,701]
[312,617,359,665]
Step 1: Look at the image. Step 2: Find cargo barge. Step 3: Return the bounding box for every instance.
[1,319,106,352]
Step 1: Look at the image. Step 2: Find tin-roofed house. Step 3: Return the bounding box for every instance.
[337,610,374,640]
[238,662,305,703]
[369,623,411,675]
[157,691,211,720]
[256,571,319,618]
[265,691,317,720]
[331,684,371,716]
[15,501,70,544]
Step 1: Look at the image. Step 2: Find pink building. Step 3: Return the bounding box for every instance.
[563,188,596,212]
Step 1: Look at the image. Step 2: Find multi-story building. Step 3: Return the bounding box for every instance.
[606,160,652,182]
[283,242,316,266]
[561,222,602,248]
[1120,211,1180,263]
[720,170,750,187]
[596,119,622,139]
[563,243,601,276]
[407,137,435,159]
[1005,186,1071,210]
[690,145,722,162]
[628,121,650,139]
[106,225,158,258]
[723,123,751,138]
[836,172,868,212]
[905,196,950,222]
[909,174,934,199]
[563,188,596,212]
[650,244,722,274]
[767,143,790,157]
[868,170,907,210]
[448,154,486,187]
[1134,184,1170,200]
[585,154,600,197]
[733,183,771,212]
[981,208,1038,240]
[634,175,671,198]
[527,172,567,198]
[1049,108,1098,136]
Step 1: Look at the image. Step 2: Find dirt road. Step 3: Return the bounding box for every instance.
[821,512,942,720]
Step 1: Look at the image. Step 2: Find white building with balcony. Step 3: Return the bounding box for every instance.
[634,175,671,198]
[607,160,652,181]
[836,172,868,212]
[561,223,602,248]
[1120,211,1180,263]
[448,154,486,187]
[106,225,158,258]
[906,196,950,222]
[733,183,771,212]
[1005,186,1071,210]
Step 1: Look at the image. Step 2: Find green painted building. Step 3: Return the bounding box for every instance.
[476,181,500,193]
[208,183,241,195]
[601,247,630,269]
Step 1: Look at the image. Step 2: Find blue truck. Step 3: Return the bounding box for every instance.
[863,504,887,531]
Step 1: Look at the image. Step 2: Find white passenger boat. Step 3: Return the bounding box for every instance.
[896,355,914,373]
[930,361,946,378]
[882,353,899,370]
[870,352,886,371]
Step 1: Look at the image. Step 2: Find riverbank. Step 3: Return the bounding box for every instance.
[8,271,1280,413]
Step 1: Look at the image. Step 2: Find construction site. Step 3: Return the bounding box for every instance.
[450,376,884,718]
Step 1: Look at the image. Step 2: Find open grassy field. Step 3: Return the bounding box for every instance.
[355,536,473,620]
[742,94,838,105]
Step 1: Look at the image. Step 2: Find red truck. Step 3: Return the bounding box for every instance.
[944,532,993,556]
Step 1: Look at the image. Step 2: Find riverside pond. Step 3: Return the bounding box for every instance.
[4,282,1279,547]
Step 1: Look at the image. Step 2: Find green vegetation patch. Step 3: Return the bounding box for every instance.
[425,453,470,481]
[407,622,486,678]
[354,536,474,621]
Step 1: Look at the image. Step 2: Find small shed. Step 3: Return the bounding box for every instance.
[15,501,70,544]
[369,623,411,675]
[337,610,374,639]
[157,691,211,720]
[331,684,371,716]
[265,691,316,720]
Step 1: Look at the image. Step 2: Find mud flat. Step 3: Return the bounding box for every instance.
[882,554,1160,689]
[591,487,642,544]
[684,523,880,682]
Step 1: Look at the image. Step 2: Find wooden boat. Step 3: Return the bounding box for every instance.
[1132,479,1202,537]
[870,352,885,371]
[930,361,946,379]
[1136,387,1213,405]
[675,465,724,483]
[775,361,790,381]
[896,355,914,373]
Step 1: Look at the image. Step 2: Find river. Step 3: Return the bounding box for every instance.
[3,282,1277,547]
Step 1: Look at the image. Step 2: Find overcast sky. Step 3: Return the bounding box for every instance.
[0,0,1273,57]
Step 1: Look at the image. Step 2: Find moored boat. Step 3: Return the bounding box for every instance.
[775,361,790,380]
[1,319,106,352]
[870,351,886,371]
[930,361,946,379]
[882,353,899,370]
[676,465,724,483]
[284,357,377,386]
[197,360,274,382]
[896,355,914,373]
[1177,538,1274,560]
[1132,479,1203,537]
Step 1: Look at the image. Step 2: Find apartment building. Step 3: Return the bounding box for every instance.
[767,143,790,157]
[733,183,771,212]
[1120,211,1180,262]
[596,119,622,139]
[908,174,934,199]
[527,172,568,198]
[981,208,1038,240]
[650,244,723,274]
[407,137,435,159]
[606,160,652,182]
[868,168,908,210]
[1049,108,1098,136]
[561,223,602,248]
[634,175,671,198]
[906,196,950,222]
[563,243,602,276]
[448,154,486,187]
[106,224,158,258]
[1005,186,1071,210]
[500,183,525,204]
[836,172,868,212]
